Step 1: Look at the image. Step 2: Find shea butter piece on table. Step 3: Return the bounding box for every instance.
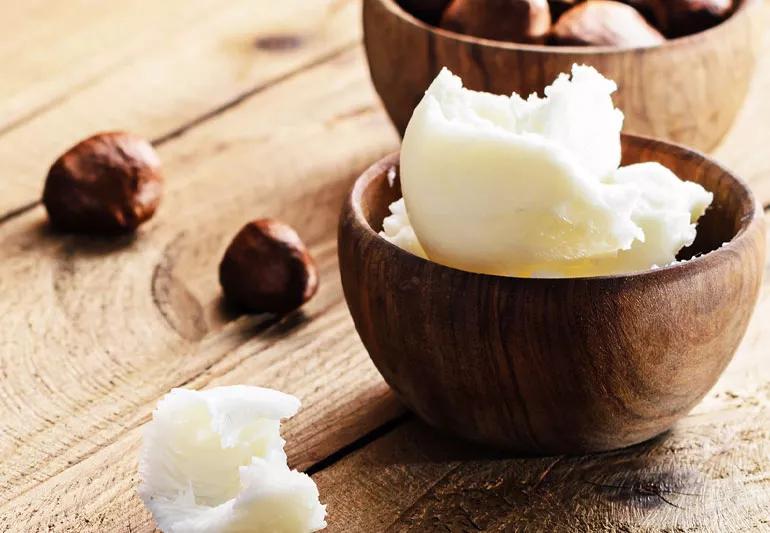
[398,66,712,277]
[139,386,326,533]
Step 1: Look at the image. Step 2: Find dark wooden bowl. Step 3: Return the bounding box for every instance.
[338,134,766,454]
[363,0,763,152]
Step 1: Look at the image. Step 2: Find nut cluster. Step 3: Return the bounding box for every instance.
[441,0,552,43]
[403,0,734,46]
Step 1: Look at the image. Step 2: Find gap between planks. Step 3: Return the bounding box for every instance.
[0,43,357,225]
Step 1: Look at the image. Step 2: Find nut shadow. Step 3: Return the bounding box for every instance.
[213,295,313,339]
[34,218,143,256]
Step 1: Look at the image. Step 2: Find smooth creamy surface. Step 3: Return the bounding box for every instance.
[382,66,712,277]
[139,386,326,533]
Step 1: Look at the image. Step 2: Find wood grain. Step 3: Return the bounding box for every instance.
[0,0,217,130]
[0,240,404,532]
[364,0,763,151]
[0,48,399,515]
[1,0,769,530]
[319,225,770,532]
[0,0,361,217]
[339,141,765,453]
[316,410,770,532]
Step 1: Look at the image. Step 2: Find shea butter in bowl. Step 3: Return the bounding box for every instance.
[338,69,766,454]
[364,0,763,151]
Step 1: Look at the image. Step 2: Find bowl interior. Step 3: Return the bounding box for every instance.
[392,0,754,49]
[357,135,756,269]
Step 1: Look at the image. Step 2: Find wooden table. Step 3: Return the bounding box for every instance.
[1,1,768,531]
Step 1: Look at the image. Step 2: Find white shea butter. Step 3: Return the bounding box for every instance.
[381,198,427,259]
[139,386,326,533]
[384,65,712,277]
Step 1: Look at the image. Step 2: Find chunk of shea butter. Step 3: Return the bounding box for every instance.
[381,198,427,258]
[398,66,713,277]
[139,386,326,533]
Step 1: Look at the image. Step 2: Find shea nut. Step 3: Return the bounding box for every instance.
[219,218,319,314]
[42,131,163,234]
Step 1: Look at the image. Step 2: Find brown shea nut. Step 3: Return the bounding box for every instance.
[42,131,163,234]
[440,0,552,43]
[219,219,319,314]
[646,0,733,38]
[551,1,665,47]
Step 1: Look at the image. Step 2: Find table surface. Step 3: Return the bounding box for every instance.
[1,1,768,531]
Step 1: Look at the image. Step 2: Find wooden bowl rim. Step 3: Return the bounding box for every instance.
[374,0,761,55]
[348,133,762,283]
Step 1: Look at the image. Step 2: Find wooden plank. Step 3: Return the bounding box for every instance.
[0,0,214,128]
[0,0,357,129]
[0,48,401,515]
[0,0,360,216]
[314,225,770,532]
[0,239,404,532]
[316,411,770,532]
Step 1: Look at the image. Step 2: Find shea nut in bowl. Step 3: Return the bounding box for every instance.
[338,141,765,454]
[363,0,763,151]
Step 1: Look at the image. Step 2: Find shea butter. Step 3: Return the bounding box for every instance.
[383,65,712,277]
[139,386,326,533]
[381,198,427,259]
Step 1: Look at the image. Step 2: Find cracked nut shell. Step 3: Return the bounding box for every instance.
[551,1,665,47]
[42,131,163,234]
[440,0,552,43]
[219,219,319,314]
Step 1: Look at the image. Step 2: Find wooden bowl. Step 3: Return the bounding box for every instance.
[338,134,766,454]
[363,0,764,152]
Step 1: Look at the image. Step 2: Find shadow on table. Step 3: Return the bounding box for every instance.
[351,416,706,517]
